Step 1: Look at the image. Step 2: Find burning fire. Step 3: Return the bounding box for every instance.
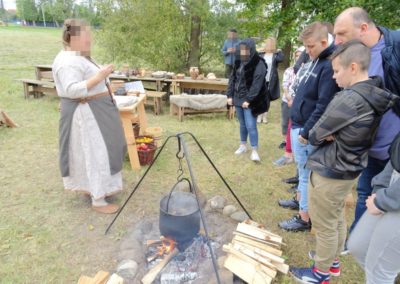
[158,237,176,255]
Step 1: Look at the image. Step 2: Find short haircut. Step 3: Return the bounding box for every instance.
[229,28,237,33]
[299,22,328,41]
[330,39,370,71]
[62,19,89,46]
[348,7,375,27]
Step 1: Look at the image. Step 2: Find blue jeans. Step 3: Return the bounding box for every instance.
[290,127,314,212]
[349,156,388,234]
[235,106,258,148]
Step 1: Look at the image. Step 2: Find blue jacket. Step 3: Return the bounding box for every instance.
[368,26,400,160]
[221,38,240,65]
[290,43,340,139]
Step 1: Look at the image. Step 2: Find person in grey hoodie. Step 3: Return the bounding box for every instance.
[348,132,400,284]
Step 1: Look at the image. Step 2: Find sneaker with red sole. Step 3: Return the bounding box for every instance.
[308,250,340,277]
[290,266,330,284]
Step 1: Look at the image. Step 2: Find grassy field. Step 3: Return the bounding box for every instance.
[0,26,364,283]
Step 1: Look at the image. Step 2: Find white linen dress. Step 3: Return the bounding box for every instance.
[52,50,122,200]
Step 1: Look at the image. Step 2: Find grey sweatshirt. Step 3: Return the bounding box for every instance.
[372,162,400,212]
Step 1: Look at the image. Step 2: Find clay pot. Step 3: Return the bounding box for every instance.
[189,67,199,80]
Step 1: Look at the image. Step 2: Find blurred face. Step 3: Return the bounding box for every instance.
[303,36,328,60]
[228,31,237,39]
[294,51,302,61]
[334,15,362,45]
[264,38,276,53]
[69,25,92,55]
[332,57,353,88]
[240,45,250,61]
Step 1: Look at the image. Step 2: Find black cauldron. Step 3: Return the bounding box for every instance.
[159,179,200,243]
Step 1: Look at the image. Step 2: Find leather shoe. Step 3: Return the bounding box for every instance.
[92,203,119,214]
[278,197,299,210]
[278,215,311,232]
[282,176,299,184]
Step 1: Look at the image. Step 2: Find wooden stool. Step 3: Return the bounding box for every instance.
[145,91,166,115]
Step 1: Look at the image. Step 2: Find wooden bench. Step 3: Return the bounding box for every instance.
[170,103,234,122]
[145,91,166,115]
[18,79,57,98]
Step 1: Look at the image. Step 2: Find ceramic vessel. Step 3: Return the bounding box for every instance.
[189,67,199,80]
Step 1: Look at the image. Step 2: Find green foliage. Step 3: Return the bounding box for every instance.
[96,0,239,73]
[16,0,39,22]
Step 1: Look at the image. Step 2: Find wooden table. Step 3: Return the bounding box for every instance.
[118,94,148,171]
[109,74,170,92]
[35,64,53,81]
[165,77,229,95]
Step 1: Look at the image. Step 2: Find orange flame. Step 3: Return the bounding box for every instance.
[157,237,176,256]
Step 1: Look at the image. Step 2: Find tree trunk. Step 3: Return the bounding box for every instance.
[187,14,201,69]
[278,0,292,69]
[0,0,4,10]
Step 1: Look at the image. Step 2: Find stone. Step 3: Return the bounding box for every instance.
[117,259,138,279]
[230,211,249,222]
[223,205,237,216]
[209,195,227,210]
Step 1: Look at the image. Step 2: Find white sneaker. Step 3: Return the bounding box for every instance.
[235,145,247,155]
[250,150,260,162]
[257,115,262,124]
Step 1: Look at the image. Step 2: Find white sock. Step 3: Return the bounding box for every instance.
[92,197,108,207]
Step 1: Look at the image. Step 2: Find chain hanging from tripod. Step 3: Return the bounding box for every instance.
[176,135,185,181]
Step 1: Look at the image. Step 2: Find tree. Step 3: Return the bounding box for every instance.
[96,0,239,73]
[16,0,39,25]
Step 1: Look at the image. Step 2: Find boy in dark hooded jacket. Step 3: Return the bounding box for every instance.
[291,40,395,284]
[227,38,269,162]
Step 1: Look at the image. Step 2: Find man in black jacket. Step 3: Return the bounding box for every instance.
[278,22,340,232]
[290,40,395,284]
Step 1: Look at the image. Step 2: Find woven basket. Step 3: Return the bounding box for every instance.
[137,143,157,166]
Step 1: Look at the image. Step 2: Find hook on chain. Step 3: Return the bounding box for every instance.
[176,135,185,181]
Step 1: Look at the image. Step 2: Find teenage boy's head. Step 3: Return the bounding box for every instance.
[299,22,329,61]
[330,40,370,88]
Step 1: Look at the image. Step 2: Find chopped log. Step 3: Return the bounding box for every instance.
[223,244,277,279]
[232,242,284,264]
[233,235,282,256]
[106,274,124,284]
[92,271,110,284]
[236,223,283,244]
[0,111,17,128]
[244,219,266,229]
[77,276,94,284]
[224,255,272,284]
[233,232,281,248]
[141,247,179,284]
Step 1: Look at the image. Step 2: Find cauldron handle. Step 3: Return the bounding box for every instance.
[165,178,193,213]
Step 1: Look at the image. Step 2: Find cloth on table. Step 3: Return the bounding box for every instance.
[170,94,227,110]
[114,95,138,109]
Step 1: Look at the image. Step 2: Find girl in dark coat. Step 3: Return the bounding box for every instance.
[227,38,269,162]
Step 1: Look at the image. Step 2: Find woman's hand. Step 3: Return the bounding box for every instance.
[97,64,114,80]
[227,98,233,105]
[242,101,249,108]
[366,194,384,215]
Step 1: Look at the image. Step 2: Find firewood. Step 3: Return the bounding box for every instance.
[224,254,272,284]
[106,274,124,284]
[244,219,266,229]
[232,235,282,256]
[236,223,283,244]
[77,276,94,284]
[141,247,179,284]
[92,271,110,284]
[0,111,17,128]
[232,242,284,264]
[233,232,281,248]
[223,244,277,279]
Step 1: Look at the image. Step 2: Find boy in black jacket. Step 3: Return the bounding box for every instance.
[290,40,394,284]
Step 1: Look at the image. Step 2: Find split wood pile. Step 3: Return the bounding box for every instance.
[77,271,124,284]
[223,220,288,284]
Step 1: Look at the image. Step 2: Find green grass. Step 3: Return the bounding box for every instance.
[0,25,364,283]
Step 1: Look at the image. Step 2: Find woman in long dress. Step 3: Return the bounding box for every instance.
[53,19,127,214]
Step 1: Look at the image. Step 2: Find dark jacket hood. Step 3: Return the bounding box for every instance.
[317,43,336,61]
[235,38,261,67]
[349,76,396,115]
